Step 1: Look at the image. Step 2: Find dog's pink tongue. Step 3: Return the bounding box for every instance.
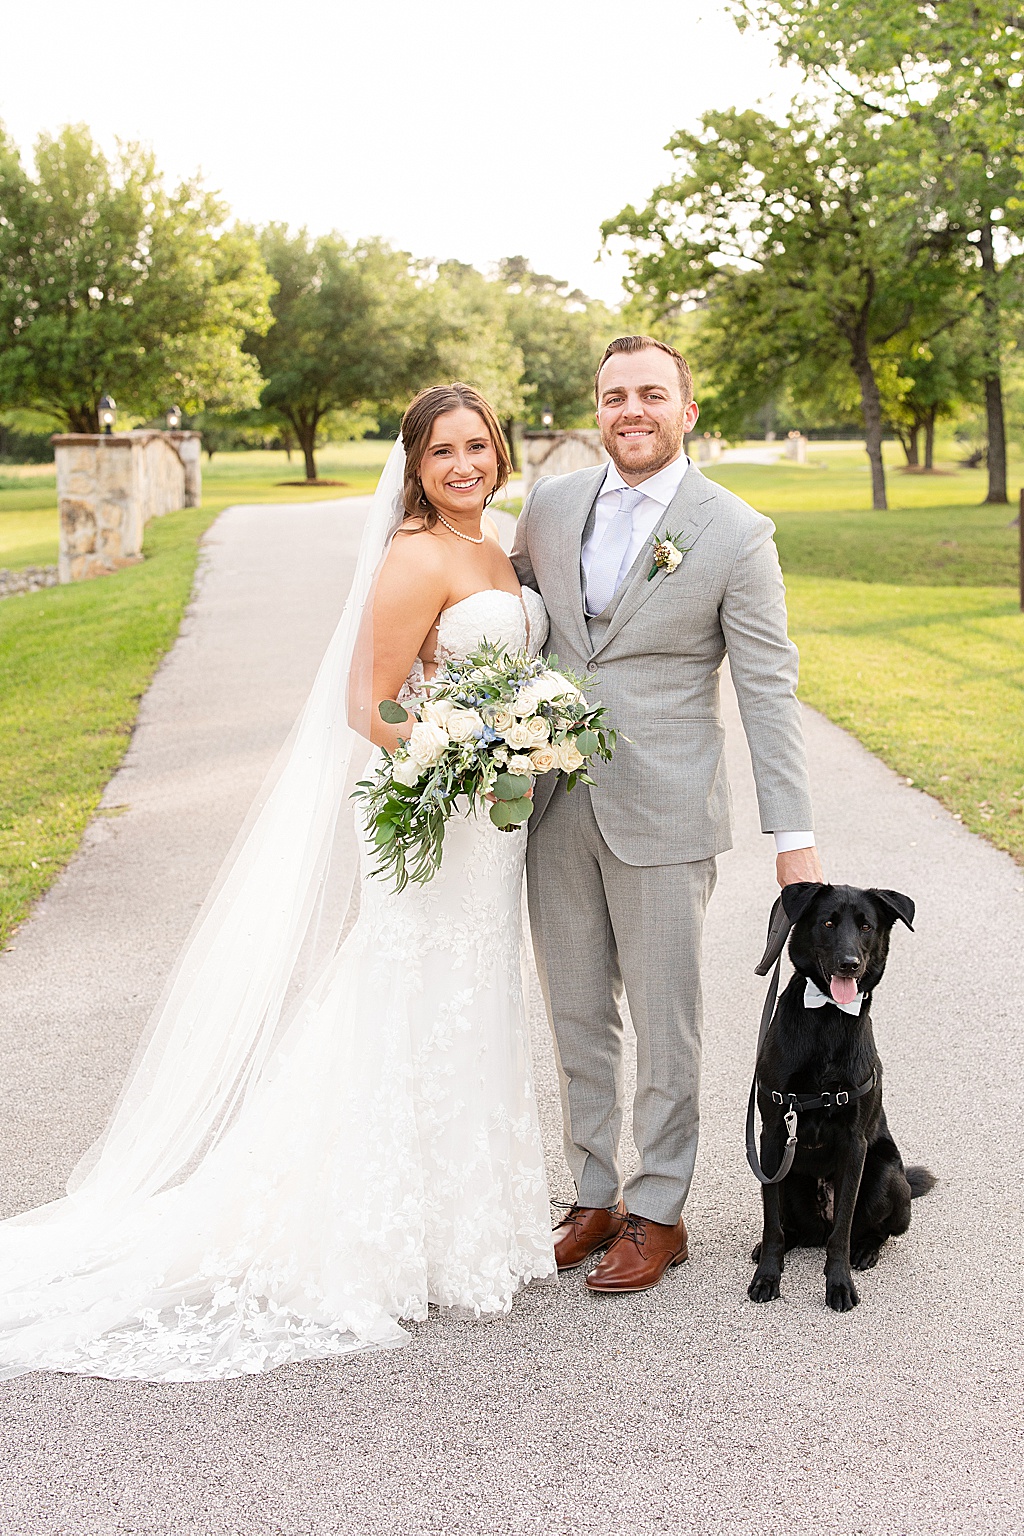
[830,975,858,1006]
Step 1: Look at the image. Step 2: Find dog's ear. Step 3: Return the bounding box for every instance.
[868,888,915,931]
[780,881,826,926]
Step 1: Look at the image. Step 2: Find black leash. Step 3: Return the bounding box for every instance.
[744,897,877,1186]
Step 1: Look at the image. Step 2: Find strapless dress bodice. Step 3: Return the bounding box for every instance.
[399,587,548,703]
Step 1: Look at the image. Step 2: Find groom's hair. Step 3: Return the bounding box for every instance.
[595,336,693,405]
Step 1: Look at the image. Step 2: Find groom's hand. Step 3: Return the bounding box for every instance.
[776,846,824,888]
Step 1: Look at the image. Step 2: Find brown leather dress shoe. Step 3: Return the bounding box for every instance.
[552,1202,626,1271]
[585,1213,689,1293]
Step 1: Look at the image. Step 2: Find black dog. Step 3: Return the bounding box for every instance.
[748,882,935,1312]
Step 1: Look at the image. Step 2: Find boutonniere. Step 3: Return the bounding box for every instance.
[647,529,690,581]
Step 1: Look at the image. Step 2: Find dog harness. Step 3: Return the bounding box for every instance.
[744,898,879,1187]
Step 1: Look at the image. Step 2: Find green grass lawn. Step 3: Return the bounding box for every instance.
[701,445,1024,867]
[784,578,1024,861]
[0,505,222,947]
[0,441,394,572]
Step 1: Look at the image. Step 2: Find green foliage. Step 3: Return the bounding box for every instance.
[0,123,273,432]
[732,0,1024,501]
[427,261,526,422]
[247,227,435,482]
[497,258,616,428]
[604,102,967,509]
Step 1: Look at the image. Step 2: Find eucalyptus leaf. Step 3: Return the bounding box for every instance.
[378,699,409,724]
[493,772,530,801]
[576,730,599,755]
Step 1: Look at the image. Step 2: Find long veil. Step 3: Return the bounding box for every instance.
[62,438,408,1209]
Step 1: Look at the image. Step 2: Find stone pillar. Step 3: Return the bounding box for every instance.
[691,432,725,463]
[168,430,202,506]
[52,430,200,583]
[521,429,608,497]
[784,431,808,464]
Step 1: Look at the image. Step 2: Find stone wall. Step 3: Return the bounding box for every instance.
[521,429,608,497]
[52,430,202,583]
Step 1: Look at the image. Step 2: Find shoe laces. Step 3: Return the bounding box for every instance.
[615,1213,650,1251]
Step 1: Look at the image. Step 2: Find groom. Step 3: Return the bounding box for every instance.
[511,336,823,1293]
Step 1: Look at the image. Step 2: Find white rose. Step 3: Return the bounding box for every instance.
[446,707,484,743]
[664,544,683,572]
[523,714,550,744]
[422,698,455,729]
[534,670,584,705]
[556,739,585,773]
[489,707,515,733]
[529,745,559,774]
[512,684,542,717]
[507,755,534,776]
[391,755,423,787]
[503,721,534,750]
[492,748,509,766]
[408,720,449,767]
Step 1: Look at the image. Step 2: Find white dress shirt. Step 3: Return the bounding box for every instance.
[581,451,815,856]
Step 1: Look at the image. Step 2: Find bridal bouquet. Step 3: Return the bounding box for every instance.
[355,643,617,891]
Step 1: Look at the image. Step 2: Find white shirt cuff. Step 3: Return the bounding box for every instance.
[773,831,816,853]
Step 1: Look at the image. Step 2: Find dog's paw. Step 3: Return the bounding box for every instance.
[825,1274,860,1312]
[851,1241,882,1271]
[748,1268,781,1303]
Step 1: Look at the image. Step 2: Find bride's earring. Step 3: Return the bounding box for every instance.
[417,477,430,508]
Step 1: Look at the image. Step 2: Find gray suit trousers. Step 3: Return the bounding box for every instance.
[527,782,716,1225]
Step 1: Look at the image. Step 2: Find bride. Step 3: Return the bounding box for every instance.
[0,383,556,1382]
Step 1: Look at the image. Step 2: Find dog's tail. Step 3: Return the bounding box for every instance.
[906,1165,937,1198]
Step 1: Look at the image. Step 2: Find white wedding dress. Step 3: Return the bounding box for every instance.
[0,586,555,1381]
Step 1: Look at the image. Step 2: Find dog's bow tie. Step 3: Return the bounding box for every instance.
[804,978,863,1016]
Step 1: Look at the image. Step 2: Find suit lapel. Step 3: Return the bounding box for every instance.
[592,465,717,656]
[549,465,605,659]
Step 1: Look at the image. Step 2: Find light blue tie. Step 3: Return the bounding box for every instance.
[586,486,646,617]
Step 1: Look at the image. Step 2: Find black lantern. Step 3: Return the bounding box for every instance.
[540,409,554,429]
[98,394,117,434]
[166,404,182,431]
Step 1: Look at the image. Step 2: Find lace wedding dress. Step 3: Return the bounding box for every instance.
[0,586,555,1382]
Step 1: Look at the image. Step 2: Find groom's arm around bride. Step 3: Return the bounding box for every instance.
[511,334,823,1294]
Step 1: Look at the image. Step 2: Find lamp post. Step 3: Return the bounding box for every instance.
[98,394,116,434]
[540,410,554,430]
[166,405,182,431]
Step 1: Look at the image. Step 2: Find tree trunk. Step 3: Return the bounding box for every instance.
[899,427,919,467]
[978,217,1008,504]
[983,374,1007,503]
[289,412,319,481]
[851,341,888,510]
[67,404,97,433]
[503,417,519,472]
[924,408,937,471]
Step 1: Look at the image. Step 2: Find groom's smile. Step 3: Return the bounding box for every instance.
[595,345,700,484]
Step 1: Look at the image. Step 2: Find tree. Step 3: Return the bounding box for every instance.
[247,228,434,482]
[428,261,526,422]
[731,0,1024,502]
[886,326,983,469]
[497,258,615,432]
[603,104,963,508]
[0,124,272,432]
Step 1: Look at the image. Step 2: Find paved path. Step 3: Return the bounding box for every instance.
[2,500,1022,1536]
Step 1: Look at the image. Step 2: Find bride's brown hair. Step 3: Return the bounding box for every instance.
[400,383,512,531]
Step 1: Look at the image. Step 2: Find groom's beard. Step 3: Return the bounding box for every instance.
[601,415,687,481]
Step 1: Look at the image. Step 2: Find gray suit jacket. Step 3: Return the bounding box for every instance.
[510,462,813,866]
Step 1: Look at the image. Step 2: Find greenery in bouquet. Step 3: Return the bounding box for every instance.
[354,643,617,891]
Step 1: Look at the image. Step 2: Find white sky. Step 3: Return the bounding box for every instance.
[1,0,801,306]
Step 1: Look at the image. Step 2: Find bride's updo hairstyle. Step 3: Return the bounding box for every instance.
[400,383,512,531]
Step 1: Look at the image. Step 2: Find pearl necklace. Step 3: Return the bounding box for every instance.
[436,512,485,544]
